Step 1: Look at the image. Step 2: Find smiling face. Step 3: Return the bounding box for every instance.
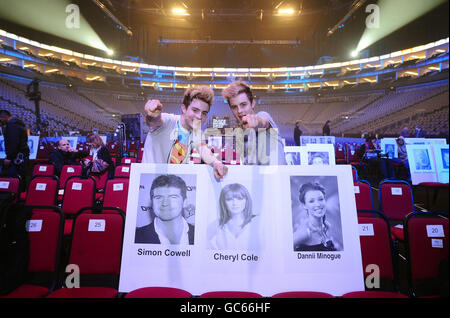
[180,98,210,131]
[303,190,326,218]
[228,92,256,125]
[151,186,185,222]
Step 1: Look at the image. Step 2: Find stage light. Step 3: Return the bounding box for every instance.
[351,50,359,58]
[0,0,111,54]
[172,8,190,16]
[278,8,295,15]
[106,48,114,56]
[355,0,446,53]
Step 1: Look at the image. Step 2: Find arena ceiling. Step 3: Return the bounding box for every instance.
[0,0,448,67]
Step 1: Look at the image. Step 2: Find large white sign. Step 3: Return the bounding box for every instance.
[380,138,398,159]
[119,164,364,296]
[432,144,449,184]
[300,135,335,146]
[301,144,336,166]
[0,135,39,159]
[406,144,437,185]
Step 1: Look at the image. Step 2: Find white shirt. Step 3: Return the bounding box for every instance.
[90,147,100,161]
[154,216,191,245]
[210,220,259,250]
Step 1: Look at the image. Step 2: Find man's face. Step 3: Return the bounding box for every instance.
[58,140,70,152]
[181,98,210,131]
[228,93,255,125]
[0,116,8,126]
[151,186,185,222]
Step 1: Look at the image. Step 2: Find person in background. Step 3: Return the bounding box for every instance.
[400,126,410,138]
[0,110,30,190]
[322,120,331,136]
[293,120,303,146]
[389,136,411,180]
[82,132,114,178]
[49,139,88,175]
[414,125,427,138]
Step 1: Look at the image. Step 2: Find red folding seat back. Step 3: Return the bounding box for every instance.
[358,216,395,282]
[199,291,263,298]
[32,164,55,177]
[69,213,124,275]
[379,181,414,221]
[103,179,129,213]
[25,176,59,208]
[27,211,64,274]
[59,165,82,190]
[272,291,334,298]
[3,208,64,298]
[114,165,131,178]
[121,157,136,165]
[354,181,374,211]
[138,147,144,162]
[61,176,96,216]
[45,212,125,298]
[125,287,192,298]
[90,170,109,191]
[0,177,20,201]
[405,213,448,282]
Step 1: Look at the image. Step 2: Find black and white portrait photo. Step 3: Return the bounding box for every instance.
[413,148,432,171]
[208,182,260,251]
[286,152,301,165]
[442,148,449,170]
[308,151,330,165]
[290,176,343,252]
[384,143,396,159]
[134,173,197,245]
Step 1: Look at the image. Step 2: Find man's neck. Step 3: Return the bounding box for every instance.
[155,216,185,243]
[179,116,192,133]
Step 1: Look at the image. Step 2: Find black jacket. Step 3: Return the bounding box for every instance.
[3,117,30,160]
[135,221,195,245]
[49,149,88,175]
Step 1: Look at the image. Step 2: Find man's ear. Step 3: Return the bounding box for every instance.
[181,104,187,114]
[251,99,256,111]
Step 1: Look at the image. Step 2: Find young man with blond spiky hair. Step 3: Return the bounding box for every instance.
[142,86,227,179]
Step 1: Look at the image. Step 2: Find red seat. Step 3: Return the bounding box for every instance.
[114,165,131,178]
[61,176,96,235]
[121,157,136,165]
[59,165,82,190]
[358,212,398,291]
[199,291,263,298]
[404,211,449,297]
[102,178,129,213]
[0,177,20,202]
[1,207,64,298]
[342,291,408,298]
[354,180,374,211]
[379,180,414,221]
[25,176,59,212]
[89,170,109,192]
[125,287,192,298]
[32,164,55,177]
[46,212,125,298]
[379,180,415,241]
[272,291,334,298]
